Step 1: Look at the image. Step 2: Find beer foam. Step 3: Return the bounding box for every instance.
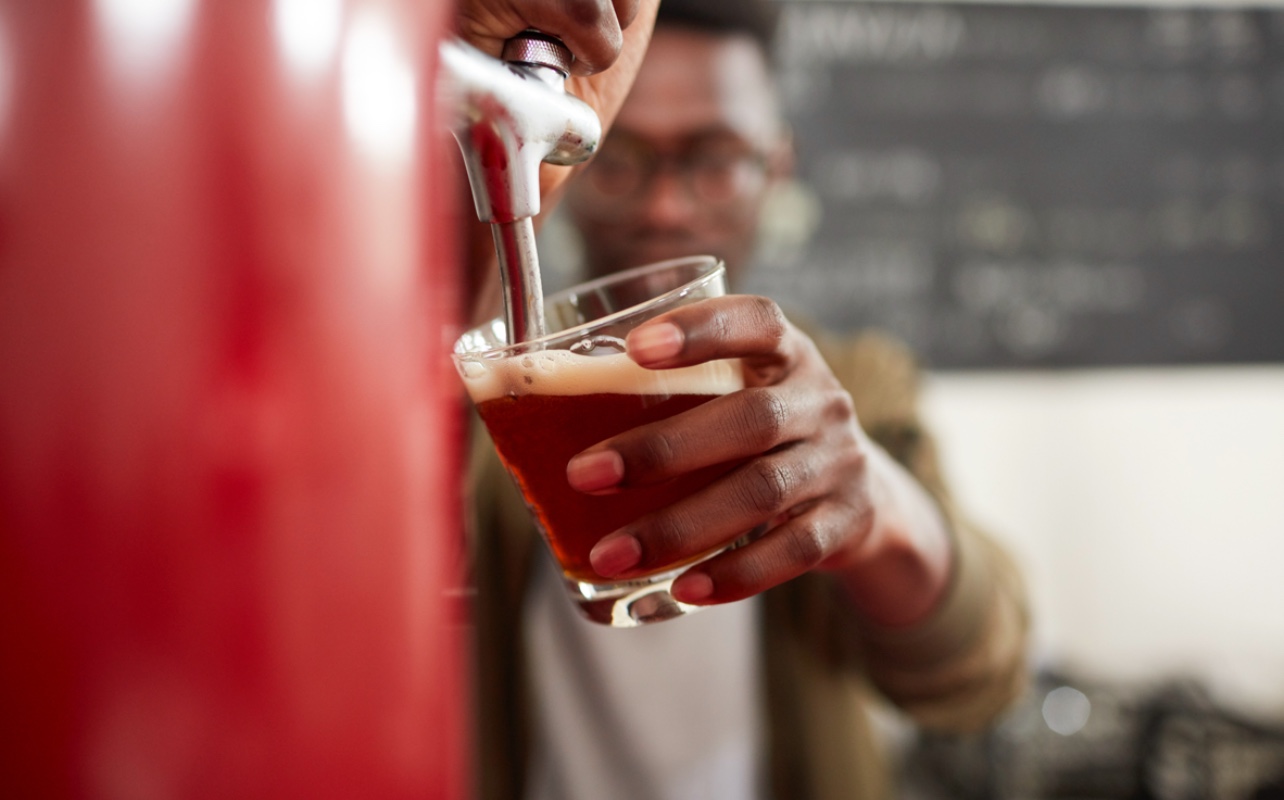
[459,350,743,402]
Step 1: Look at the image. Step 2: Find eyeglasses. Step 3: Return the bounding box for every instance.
[574,135,771,213]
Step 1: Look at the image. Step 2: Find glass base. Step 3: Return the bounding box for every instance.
[567,568,704,627]
[560,526,766,627]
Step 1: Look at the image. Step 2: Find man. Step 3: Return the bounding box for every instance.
[468,3,1031,799]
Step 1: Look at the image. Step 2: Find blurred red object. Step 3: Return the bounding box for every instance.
[0,2,466,797]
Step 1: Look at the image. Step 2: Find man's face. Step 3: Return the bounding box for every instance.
[566,27,788,285]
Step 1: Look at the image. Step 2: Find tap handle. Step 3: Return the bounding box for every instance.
[502,30,574,77]
[439,31,600,221]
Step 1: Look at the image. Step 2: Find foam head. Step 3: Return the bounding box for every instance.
[457,350,743,403]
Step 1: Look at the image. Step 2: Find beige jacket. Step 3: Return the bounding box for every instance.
[467,329,1030,800]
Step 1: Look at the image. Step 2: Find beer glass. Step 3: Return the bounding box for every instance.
[454,256,745,627]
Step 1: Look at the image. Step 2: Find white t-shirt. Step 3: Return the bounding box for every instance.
[523,547,765,800]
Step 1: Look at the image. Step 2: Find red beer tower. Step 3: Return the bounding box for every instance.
[0,2,466,797]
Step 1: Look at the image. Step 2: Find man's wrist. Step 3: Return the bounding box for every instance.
[837,444,954,628]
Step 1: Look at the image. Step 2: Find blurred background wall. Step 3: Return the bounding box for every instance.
[766,0,1284,792]
[922,366,1284,711]
[762,2,1284,792]
[747,0,1284,717]
[752,0,1284,715]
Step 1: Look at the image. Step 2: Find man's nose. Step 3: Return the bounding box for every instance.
[636,166,698,226]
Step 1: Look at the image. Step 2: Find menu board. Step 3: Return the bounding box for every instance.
[743,1,1284,369]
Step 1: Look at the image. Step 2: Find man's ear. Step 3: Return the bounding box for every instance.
[755,127,821,260]
[766,125,796,183]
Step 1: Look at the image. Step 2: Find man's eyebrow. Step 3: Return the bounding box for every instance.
[680,128,756,148]
[599,128,753,154]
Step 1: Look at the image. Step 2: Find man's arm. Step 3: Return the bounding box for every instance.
[816,330,1030,729]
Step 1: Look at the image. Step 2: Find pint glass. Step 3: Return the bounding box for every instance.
[454,256,744,627]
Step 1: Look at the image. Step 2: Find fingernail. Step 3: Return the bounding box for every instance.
[671,572,714,603]
[590,534,642,577]
[628,322,684,365]
[567,450,624,492]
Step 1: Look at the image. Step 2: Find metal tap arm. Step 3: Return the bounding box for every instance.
[439,33,602,344]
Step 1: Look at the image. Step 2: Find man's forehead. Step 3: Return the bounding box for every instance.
[613,28,780,150]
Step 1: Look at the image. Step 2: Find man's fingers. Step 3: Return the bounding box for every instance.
[588,446,835,579]
[456,0,646,75]
[613,0,642,29]
[550,0,623,75]
[670,506,861,605]
[555,0,643,74]
[625,295,794,371]
[567,386,844,492]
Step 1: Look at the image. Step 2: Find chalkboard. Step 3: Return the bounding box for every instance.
[741,1,1284,369]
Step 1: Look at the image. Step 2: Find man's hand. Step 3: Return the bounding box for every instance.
[565,296,955,627]
[455,0,657,133]
[458,0,640,76]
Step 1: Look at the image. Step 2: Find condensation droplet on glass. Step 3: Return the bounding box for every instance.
[569,335,627,356]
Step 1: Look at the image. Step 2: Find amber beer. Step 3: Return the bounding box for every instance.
[466,348,744,582]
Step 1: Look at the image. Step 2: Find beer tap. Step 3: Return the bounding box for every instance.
[440,31,602,344]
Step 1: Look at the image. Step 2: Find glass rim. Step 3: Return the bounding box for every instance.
[454,254,725,360]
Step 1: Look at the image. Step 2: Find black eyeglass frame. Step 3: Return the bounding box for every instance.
[572,134,775,216]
